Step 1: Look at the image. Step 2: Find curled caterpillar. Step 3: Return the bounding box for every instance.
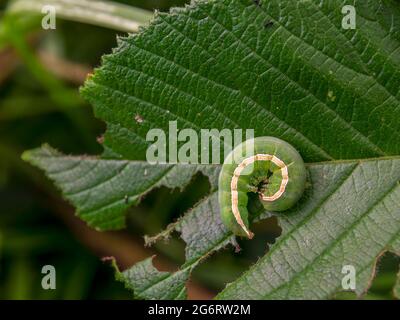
[218,137,307,239]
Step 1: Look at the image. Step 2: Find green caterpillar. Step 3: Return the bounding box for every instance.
[218,137,307,238]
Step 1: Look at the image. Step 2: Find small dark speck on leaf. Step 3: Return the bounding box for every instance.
[253,0,261,7]
[134,114,144,123]
[264,21,274,28]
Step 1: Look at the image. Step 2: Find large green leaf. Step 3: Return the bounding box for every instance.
[22,145,220,230]
[81,0,400,163]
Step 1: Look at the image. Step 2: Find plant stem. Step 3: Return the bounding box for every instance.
[7,0,153,32]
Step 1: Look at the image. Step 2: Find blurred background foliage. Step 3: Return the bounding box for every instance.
[0,0,398,299]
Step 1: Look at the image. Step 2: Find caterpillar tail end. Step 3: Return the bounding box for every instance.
[242,227,254,240]
[234,213,254,239]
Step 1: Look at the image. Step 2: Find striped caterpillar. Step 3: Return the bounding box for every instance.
[218,137,307,239]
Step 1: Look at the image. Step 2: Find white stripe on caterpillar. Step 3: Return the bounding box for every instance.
[230,154,289,239]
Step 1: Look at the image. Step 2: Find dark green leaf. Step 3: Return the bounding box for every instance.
[22,144,219,230]
[112,257,190,300]
[81,0,400,163]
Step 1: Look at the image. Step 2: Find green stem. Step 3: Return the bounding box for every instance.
[7,0,153,32]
